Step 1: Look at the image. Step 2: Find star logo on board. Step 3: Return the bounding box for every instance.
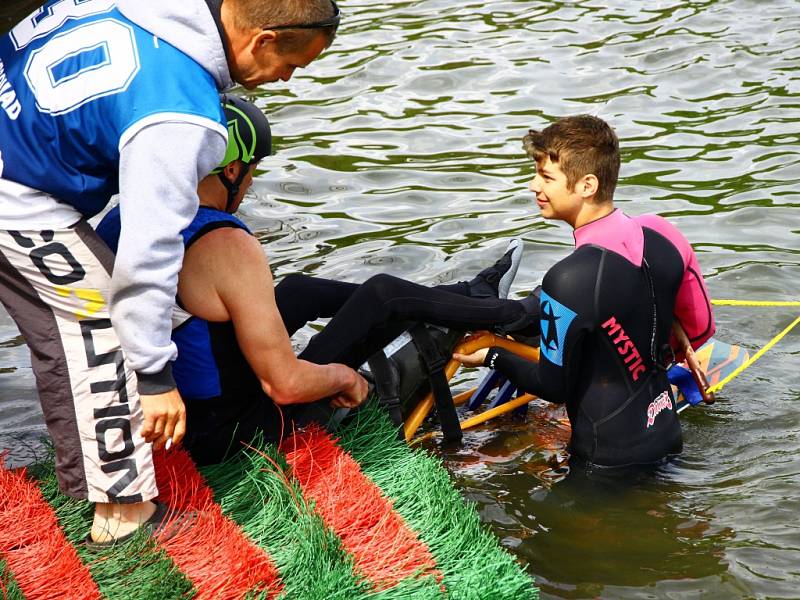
[541,300,561,352]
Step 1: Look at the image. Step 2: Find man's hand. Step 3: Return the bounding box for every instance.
[140,389,186,450]
[330,368,369,409]
[453,347,489,368]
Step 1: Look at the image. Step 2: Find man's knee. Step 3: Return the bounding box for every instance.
[276,273,315,297]
[360,273,405,303]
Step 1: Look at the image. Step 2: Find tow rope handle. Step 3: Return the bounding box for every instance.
[672,321,715,405]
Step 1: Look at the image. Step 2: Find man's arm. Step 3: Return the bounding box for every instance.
[115,122,226,449]
[178,226,368,407]
[115,122,226,389]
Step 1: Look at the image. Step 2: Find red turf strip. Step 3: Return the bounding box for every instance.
[152,449,283,600]
[0,465,101,600]
[282,426,441,591]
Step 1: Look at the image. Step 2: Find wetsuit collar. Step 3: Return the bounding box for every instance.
[574,208,644,267]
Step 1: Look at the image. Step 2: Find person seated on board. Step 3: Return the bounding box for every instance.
[96,95,366,464]
[96,95,536,465]
[454,115,716,469]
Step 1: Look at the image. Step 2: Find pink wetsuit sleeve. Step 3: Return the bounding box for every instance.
[637,215,716,348]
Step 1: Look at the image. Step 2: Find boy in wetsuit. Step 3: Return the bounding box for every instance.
[455,115,715,468]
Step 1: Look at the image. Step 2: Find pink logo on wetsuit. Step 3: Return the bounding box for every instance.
[646,391,672,427]
[601,315,646,381]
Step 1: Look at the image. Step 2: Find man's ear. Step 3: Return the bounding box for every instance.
[252,29,278,50]
[231,28,276,56]
[578,174,599,199]
[223,161,242,183]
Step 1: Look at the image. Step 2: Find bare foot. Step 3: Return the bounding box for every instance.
[90,500,158,543]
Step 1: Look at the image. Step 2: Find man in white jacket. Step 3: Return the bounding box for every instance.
[0,0,343,546]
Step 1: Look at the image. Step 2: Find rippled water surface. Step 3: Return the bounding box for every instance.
[2,1,799,598]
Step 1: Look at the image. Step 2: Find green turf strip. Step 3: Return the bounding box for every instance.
[30,461,195,600]
[15,402,535,599]
[0,559,25,600]
[201,439,444,599]
[336,400,539,600]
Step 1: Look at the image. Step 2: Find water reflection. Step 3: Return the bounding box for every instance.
[527,467,733,596]
[449,424,738,598]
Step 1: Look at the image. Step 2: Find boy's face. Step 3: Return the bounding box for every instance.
[528,157,584,226]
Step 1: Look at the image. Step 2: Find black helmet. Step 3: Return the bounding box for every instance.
[213,95,271,211]
[214,95,272,173]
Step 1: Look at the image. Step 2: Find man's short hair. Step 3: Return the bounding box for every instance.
[229,0,338,51]
[523,115,620,204]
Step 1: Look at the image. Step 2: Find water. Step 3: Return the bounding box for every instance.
[2,1,799,597]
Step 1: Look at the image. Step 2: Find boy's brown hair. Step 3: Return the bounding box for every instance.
[523,115,620,203]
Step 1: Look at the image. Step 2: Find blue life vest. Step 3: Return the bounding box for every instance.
[97,205,252,400]
[0,0,224,217]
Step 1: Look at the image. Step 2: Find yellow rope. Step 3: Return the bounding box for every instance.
[708,314,800,394]
[712,299,800,307]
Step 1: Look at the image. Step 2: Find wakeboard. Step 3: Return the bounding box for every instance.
[672,337,749,412]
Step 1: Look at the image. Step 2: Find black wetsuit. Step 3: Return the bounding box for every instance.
[287,273,531,368]
[484,210,714,468]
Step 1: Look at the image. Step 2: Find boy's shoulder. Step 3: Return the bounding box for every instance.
[635,213,684,240]
[541,245,604,301]
[634,213,694,265]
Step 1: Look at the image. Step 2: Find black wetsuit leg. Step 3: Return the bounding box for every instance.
[298,273,532,368]
[274,274,359,336]
[182,394,280,466]
[274,273,472,337]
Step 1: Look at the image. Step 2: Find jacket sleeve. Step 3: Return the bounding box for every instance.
[112,121,226,394]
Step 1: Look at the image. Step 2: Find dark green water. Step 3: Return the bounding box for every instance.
[2,1,799,598]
